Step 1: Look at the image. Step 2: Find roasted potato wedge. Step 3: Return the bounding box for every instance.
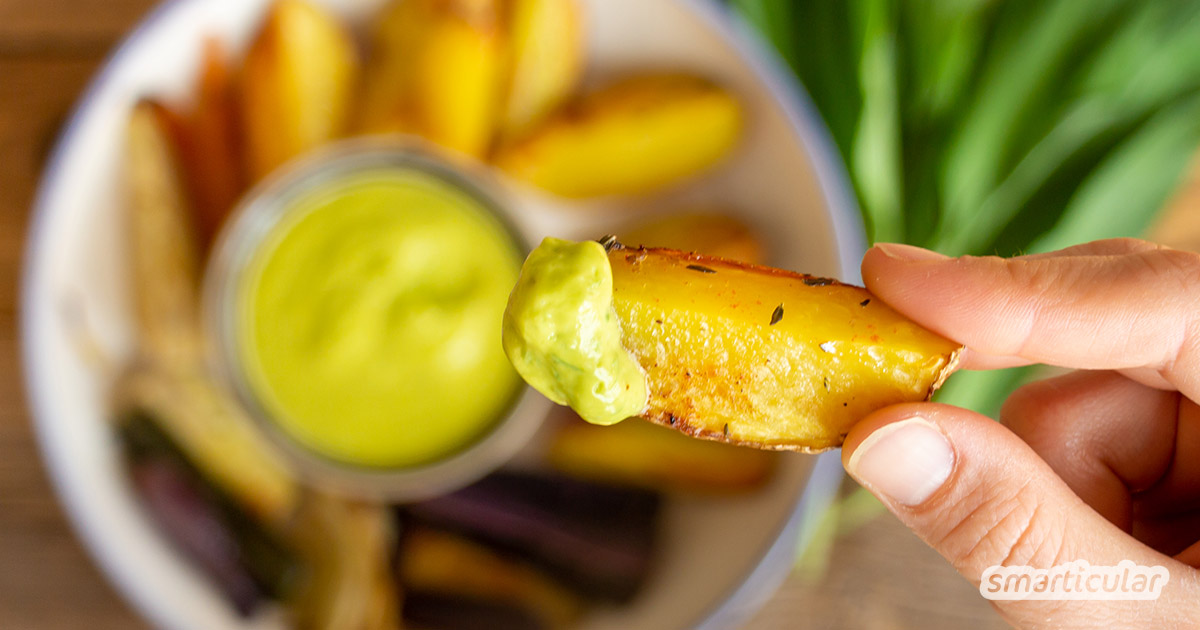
[498,0,584,139]
[120,411,302,613]
[356,0,504,157]
[399,526,582,628]
[174,38,245,251]
[494,74,742,197]
[287,496,401,630]
[408,470,659,601]
[620,211,765,264]
[241,0,358,180]
[126,101,203,367]
[353,0,420,137]
[607,244,961,451]
[546,410,775,493]
[113,366,299,526]
[125,103,299,524]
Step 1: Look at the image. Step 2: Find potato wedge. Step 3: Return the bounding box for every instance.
[398,525,582,628]
[494,74,742,197]
[620,211,765,264]
[408,470,658,601]
[241,0,358,180]
[174,38,246,251]
[498,0,584,139]
[119,410,303,612]
[126,100,203,367]
[356,0,504,157]
[126,103,299,524]
[546,409,775,493]
[352,0,420,137]
[608,243,961,451]
[503,238,961,451]
[113,366,299,526]
[287,496,401,630]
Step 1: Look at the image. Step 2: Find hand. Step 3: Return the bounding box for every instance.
[843,238,1200,629]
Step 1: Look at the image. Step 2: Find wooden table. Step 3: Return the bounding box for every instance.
[2,2,1198,629]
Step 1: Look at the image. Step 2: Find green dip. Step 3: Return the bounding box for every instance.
[241,170,522,467]
[502,237,647,425]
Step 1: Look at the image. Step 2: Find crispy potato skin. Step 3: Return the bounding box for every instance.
[607,246,961,451]
[494,75,742,197]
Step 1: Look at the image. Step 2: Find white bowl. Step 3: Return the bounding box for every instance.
[22,1,864,629]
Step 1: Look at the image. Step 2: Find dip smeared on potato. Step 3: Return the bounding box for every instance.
[502,238,648,426]
[503,237,962,452]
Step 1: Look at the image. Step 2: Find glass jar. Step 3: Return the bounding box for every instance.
[204,139,549,500]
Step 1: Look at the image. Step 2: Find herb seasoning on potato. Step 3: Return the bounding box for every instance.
[502,237,962,452]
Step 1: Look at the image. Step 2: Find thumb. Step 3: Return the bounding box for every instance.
[841,402,1200,629]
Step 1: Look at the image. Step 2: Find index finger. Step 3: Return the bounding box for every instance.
[861,239,1200,401]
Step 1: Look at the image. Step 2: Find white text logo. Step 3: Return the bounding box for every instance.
[980,560,1168,601]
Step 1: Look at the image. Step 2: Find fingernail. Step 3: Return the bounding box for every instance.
[875,243,946,262]
[846,417,954,506]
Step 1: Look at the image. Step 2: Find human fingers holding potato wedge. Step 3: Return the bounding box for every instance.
[503,236,1200,628]
[844,238,1200,629]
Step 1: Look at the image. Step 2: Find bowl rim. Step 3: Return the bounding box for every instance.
[21,0,864,629]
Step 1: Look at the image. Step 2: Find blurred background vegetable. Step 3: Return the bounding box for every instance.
[240,0,358,180]
[498,0,585,140]
[733,0,1200,572]
[356,0,505,156]
[734,0,1200,418]
[494,74,743,197]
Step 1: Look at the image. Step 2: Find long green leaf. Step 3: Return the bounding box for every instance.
[940,0,1200,255]
[896,0,995,246]
[850,0,905,243]
[935,0,1128,246]
[898,0,993,122]
[941,100,1144,255]
[1030,93,1200,253]
[733,0,863,159]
